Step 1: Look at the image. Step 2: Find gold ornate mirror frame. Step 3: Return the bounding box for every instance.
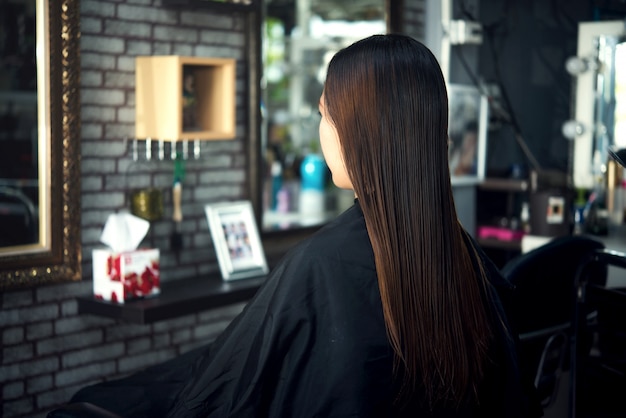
[0,0,81,290]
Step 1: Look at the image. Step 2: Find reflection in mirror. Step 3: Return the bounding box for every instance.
[0,0,40,248]
[261,0,387,231]
[611,38,626,150]
[0,0,82,290]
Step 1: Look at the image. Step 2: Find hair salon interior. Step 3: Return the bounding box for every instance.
[1,0,626,416]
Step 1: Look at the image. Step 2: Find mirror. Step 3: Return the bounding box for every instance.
[260,0,393,231]
[571,20,625,190]
[588,32,626,182]
[1,1,40,249]
[0,0,82,290]
[604,36,626,153]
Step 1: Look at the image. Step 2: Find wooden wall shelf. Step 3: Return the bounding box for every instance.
[77,274,265,324]
[135,56,236,141]
[479,178,529,192]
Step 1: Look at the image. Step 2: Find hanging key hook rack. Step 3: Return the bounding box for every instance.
[125,137,203,162]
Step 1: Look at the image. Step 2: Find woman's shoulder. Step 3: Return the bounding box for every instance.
[263,204,376,298]
[294,203,374,266]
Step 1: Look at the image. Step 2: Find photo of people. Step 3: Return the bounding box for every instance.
[222,221,254,261]
[205,201,269,281]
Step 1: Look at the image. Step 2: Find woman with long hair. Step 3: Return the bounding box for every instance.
[165,34,540,417]
[323,33,496,409]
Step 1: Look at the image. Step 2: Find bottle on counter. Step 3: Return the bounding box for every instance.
[520,201,530,234]
[299,153,327,219]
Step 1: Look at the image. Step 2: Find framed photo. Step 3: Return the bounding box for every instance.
[205,201,269,281]
[447,84,489,185]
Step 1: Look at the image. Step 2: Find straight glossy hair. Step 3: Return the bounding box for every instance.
[324,34,494,408]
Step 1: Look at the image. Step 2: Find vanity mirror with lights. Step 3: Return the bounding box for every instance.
[0,0,82,290]
[569,20,626,191]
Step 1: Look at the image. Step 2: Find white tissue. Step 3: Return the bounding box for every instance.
[100,213,150,252]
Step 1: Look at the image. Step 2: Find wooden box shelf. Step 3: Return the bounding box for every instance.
[135,56,236,141]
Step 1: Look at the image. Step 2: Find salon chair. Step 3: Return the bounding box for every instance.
[570,248,626,418]
[500,235,607,412]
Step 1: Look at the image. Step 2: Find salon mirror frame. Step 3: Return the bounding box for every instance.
[0,0,82,290]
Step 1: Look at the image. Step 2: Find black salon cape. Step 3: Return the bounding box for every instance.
[164,201,541,418]
[56,202,539,418]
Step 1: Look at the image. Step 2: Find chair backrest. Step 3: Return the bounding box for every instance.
[501,235,607,411]
[501,235,606,335]
[570,249,626,416]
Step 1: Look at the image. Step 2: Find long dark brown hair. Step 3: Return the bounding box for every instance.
[324,34,494,408]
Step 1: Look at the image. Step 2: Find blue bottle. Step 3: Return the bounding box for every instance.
[299,154,327,218]
[300,154,327,191]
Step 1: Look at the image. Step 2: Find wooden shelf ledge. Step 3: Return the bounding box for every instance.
[77,274,265,324]
[162,0,260,13]
[479,178,529,192]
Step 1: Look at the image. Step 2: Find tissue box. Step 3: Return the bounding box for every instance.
[92,248,160,304]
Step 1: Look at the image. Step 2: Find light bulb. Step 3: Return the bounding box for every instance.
[565,56,590,76]
[562,120,586,139]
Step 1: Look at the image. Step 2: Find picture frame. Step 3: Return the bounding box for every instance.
[205,200,269,281]
[447,84,489,186]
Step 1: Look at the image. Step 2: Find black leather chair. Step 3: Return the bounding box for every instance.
[570,248,626,418]
[500,235,607,413]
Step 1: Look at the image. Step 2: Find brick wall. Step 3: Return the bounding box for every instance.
[0,1,428,417]
[1,1,249,416]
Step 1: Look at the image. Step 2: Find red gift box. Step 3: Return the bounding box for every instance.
[92,248,160,304]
